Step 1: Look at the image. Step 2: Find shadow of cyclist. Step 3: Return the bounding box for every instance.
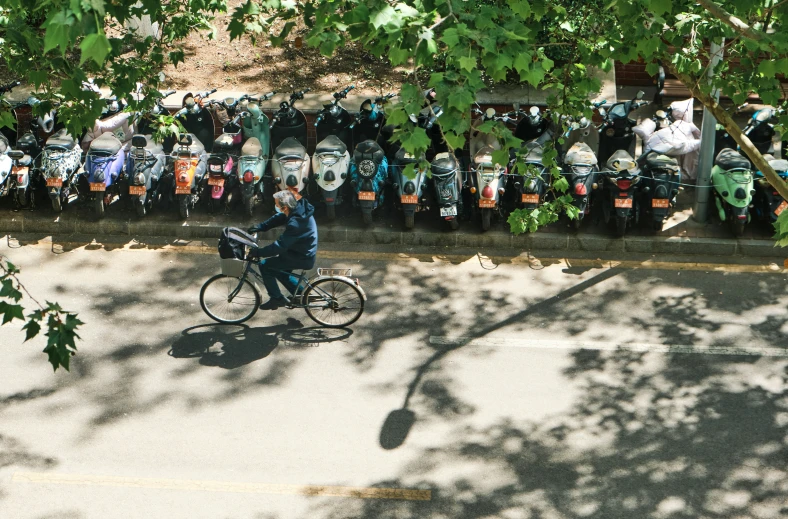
[168,319,303,369]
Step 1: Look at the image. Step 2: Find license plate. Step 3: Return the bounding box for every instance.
[401,194,418,204]
[175,186,191,195]
[89,182,106,192]
[652,198,669,208]
[479,199,496,208]
[46,178,62,187]
[358,191,376,201]
[522,193,540,204]
[615,198,633,208]
[208,177,224,187]
[440,206,458,217]
[776,200,788,216]
[129,185,146,195]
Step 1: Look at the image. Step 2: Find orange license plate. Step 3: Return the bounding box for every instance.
[175,186,191,195]
[358,191,376,201]
[652,198,669,208]
[401,194,418,204]
[776,200,788,216]
[615,198,633,208]
[522,193,540,204]
[479,199,496,208]
[129,185,146,195]
[90,182,106,192]
[46,178,62,187]
[13,166,28,175]
[208,177,224,187]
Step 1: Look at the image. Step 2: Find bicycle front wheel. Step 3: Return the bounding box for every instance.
[303,277,365,328]
[200,274,261,324]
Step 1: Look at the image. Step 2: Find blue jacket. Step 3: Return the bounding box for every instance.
[249,197,318,269]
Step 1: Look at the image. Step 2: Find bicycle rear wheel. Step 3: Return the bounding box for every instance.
[303,277,364,328]
[200,274,260,324]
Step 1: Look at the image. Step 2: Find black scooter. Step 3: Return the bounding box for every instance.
[597,90,648,166]
[351,93,396,151]
[270,89,311,152]
[174,89,217,153]
[315,85,355,151]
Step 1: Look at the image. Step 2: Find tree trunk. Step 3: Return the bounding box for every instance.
[667,64,788,201]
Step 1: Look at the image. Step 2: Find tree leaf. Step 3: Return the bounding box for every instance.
[649,0,672,16]
[0,301,25,324]
[80,33,112,65]
[441,28,459,47]
[508,0,531,18]
[22,319,41,342]
[447,88,474,111]
[458,56,476,72]
[43,10,75,55]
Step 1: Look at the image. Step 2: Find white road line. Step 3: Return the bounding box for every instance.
[11,472,431,501]
[429,336,788,358]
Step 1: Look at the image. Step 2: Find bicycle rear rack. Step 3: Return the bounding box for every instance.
[317,268,352,277]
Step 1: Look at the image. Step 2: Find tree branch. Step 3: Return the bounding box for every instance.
[696,0,768,42]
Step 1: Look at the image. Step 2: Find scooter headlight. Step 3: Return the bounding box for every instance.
[605,128,615,137]
[134,173,146,185]
[358,159,376,178]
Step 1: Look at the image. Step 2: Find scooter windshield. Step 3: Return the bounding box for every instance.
[608,103,629,119]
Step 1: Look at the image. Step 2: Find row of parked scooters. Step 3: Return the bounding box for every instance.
[1,80,786,237]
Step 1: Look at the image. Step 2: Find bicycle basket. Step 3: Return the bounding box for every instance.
[317,268,353,277]
[218,227,257,260]
[221,258,248,277]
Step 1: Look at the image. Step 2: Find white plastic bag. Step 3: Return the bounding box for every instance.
[633,118,656,141]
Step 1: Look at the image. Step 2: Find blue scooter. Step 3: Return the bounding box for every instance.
[81,132,126,218]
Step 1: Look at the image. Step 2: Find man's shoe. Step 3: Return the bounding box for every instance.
[259,297,289,310]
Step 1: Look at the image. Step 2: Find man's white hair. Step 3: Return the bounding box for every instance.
[273,190,298,210]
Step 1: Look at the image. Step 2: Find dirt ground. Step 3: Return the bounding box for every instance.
[160,1,411,96]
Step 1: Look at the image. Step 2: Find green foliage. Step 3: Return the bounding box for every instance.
[1,257,82,372]
[773,210,788,247]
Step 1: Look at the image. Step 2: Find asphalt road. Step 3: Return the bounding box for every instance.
[1,238,787,519]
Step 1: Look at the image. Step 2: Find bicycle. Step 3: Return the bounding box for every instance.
[200,229,366,327]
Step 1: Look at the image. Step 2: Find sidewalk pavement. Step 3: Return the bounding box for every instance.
[0,189,783,259]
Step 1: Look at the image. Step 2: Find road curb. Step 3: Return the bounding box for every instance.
[1,211,783,258]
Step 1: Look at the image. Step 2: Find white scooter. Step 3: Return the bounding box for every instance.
[312,135,350,219]
[271,136,310,195]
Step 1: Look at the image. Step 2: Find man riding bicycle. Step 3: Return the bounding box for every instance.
[247,190,318,310]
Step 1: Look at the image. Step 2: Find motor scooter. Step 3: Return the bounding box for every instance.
[562,141,599,228]
[270,89,310,152]
[136,89,177,153]
[600,150,643,237]
[206,112,247,214]
[271,137,310,196]
[638,151,681,232]
[469,145,507,231]
[39,129,82,212]
[711,148,754,237]
[0,148,32,210]
[122,134,166,217]
[351,93,396,150]
[312,135,350,220]
[390,148,429,229]
[315,85,355,151]
[741,105,786,160]
[168,133,208,219]
[0,81,22,146]
[430,152,463,230]
[513,104,549,143]
[349,139,388,225]
[80,132,126,218]
[753,155,788,226]
[174,89,217,153]
[597,90,648,166]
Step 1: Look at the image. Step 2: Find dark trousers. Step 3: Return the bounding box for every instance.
[257,257,299,299]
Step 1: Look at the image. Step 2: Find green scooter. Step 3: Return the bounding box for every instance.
[236,92,275,217]
[711,148,754,237]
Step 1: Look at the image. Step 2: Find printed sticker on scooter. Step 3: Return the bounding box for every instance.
[479,199,496,208]
[46,178,62,187]
[89,182,106,192]
[652,199,669,208]
[208,177,225,187]
[175,186,191,195]
[401,194,418,204]
[129,185,146,195]
[614,198,633,208]
[775,200,788,216]
[440,206,458,217]
[522,194,540,204]
[358,191,376,201]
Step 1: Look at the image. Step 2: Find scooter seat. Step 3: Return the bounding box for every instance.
[605,149,638,172]
[89,132,122,155]
[473,146,496,166]
[275,137,306,159]
[643,152,679,171]
[353,140,385,165]
[521,140,544,163]
[175,133,205,155]
[564,142,598,166]
[45,129,77,150]
[394,147,421,165]
[315,135,347,156]
[431,152,458,176]
[213,133,236,151]
[715,148,750,171]
[241,137,262,157]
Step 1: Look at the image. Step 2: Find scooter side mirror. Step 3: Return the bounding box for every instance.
[529,106,540,116]
[599,107,607,118]
[485,107,496,119]
[636,90,645,100]
[513,102,520,111]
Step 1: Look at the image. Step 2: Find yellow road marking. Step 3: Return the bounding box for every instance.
[4,236,786,274]
[12,471,431,501]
